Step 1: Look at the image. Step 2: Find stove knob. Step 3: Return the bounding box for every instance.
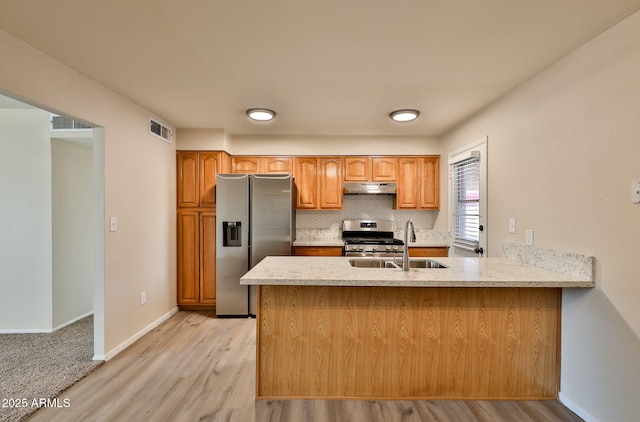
[393,245,399,250]
[358,246,364,251]
[371,246,377,252]
[386,245,392,251]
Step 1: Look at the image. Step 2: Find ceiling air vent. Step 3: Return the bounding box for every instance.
[150,118,172,143]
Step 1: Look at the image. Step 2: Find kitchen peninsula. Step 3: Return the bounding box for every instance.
[241,255,594,400]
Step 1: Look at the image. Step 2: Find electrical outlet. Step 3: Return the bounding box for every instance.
[632,181,640,204]
[509,218,516,234]
[110,217,117,232]
[526,229,534,246]
[140,291,146,305]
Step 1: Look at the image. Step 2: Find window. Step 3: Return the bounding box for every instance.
[448,137,487,255]
[451,155,480,249]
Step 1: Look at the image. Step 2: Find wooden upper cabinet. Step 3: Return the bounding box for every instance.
[294,157,318,209]
[344,156,396,182]
[261,157,293,173]
[177,152,200,208]
[372,157,397,181]
[177,151,228,208]
[199,153,221,207]
[293,156,343,210]
[232,156,293,174]
[319,157,343,209]
[263,157,293,173]
[231,156,259,174]
[420,156,440,209]
[396,156,440,210]
[396,157,420,209]
[180,152,435,211]
[344,157,371,181]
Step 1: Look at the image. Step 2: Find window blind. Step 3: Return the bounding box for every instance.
[452,157,480,250]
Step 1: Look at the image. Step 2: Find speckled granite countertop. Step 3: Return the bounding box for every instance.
[241,256,594,288]
[291,240,449,247]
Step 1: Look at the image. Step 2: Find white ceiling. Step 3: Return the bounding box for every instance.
[1,0,639,136]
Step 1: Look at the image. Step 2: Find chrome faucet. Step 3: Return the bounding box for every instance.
[402,219,416,271]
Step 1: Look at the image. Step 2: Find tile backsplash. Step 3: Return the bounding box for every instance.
[296,195,439,239]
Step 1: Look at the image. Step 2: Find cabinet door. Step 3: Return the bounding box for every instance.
[372,157,397,181]
[420,156,440,209]
[396,157,419,209]
[293,246,344,256]
[294,157,318,209]
[177,210,200,305]
[200,212,216,304]
[263,157,293,173]
[232,157,260,174]
[344,157,371,181]
[177,152,199,207]
[199,153,220,207]
[319,157,343,209]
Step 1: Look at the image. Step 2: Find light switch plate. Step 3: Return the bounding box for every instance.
[110,217,117,232]
[509,218,516,234]
[526,229,534,246]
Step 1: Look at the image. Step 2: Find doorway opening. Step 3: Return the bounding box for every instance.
[0,92,105,359]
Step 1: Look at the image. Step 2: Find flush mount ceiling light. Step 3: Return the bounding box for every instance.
[246,108,276,122]
[389,109,420,122]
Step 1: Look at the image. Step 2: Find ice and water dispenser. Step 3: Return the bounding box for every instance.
[222,221,242,247]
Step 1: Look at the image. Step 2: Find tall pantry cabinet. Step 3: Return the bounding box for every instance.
[176,151,230,309]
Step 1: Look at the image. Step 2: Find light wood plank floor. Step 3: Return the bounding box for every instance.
[27,311,583,422]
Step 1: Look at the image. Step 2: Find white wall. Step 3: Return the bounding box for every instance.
[437,10,640,422]
[176,129,441,156]
[229,135,440,156]
[51,138,93,328]
[0,108,53,331]
[0,29,177,357]
[176,128,228,150]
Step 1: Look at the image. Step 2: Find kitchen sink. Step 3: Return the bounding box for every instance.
[405,259,448,268]
[348,259,399,268]
[348,259,447,269]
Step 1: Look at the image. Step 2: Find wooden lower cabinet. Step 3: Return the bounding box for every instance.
[292,246,344,256]
[256,285,561,400]
[408,246,449,257]
[177,210,216,308]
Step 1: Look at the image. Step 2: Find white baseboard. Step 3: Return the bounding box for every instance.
[0,328,52,334]
[559,392,598,422]
[101,307,179,361]
[53,311,94,332]
[0,311,94,334]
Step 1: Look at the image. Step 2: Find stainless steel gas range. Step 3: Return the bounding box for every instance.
[342,219,404,257]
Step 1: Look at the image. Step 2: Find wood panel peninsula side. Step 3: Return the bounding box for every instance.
[240,256,594,400]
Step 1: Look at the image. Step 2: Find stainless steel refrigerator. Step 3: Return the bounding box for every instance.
[215,173,294,317]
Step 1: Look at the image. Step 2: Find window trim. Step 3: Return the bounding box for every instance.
[448,137,487,256]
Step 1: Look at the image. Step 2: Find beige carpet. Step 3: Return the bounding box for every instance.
[0,316,102,422]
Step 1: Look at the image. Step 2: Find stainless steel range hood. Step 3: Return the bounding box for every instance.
[343,182,397,195]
